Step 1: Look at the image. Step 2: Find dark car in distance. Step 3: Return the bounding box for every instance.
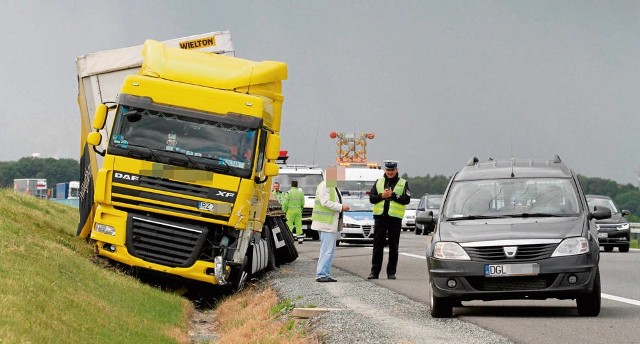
[415,194,443,235]
[417,156,611,318]
[586,195,631,253]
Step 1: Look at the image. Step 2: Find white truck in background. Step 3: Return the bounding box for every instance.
[273,151,324,240]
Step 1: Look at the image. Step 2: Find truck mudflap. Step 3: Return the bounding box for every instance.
[266,215,298,265]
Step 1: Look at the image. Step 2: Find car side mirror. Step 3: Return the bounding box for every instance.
[589,205,611,220]
[416,211,434,225]
[621,209,630,216]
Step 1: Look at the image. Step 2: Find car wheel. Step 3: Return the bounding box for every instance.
[429,281,453,318]
[619,244,629,253]
[576,268,600,317]
[603,246,614,252]
[414,227,422,235]
[336,240,341,247]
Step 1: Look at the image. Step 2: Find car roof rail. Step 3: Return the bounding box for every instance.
[466,156,479,166]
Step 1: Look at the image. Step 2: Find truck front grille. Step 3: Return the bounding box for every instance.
[111,172,235,222]
[126,215,209,268]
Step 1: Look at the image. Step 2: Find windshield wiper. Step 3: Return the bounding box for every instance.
[158,149,200,169]
[446,215,506,221]
[123,143,161,161]
[199,156,238,176]
[508,213,568,218]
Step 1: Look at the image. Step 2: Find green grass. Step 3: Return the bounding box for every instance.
[0,189,190,344]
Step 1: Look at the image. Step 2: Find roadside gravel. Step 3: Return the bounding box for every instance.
[266,256,515,344]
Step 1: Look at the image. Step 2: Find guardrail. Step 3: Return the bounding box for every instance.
[630,223,640,243]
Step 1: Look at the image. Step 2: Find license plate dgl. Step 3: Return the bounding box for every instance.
[485,263,540,277]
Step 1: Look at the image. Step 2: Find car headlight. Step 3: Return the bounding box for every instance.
[432,242,470,260]
[551,237,589,257]
[617,223,630,230]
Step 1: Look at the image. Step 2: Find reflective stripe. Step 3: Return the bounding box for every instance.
[372,178,407,219]
[311,185,337,225]
[285,188,305,208]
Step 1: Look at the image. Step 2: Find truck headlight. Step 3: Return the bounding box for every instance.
[94,223,116,236]
[552,237,588,257]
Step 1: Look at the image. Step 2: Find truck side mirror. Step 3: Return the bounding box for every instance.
[264,162,279,177]
[87,132,102,146]
[93,104,108,130]
[265,135,280,161]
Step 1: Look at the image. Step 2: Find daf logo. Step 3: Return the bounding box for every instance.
[503,246,518,258]
[114,172,140,181]
[216,191,235,198]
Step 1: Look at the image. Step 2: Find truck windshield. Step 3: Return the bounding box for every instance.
[108,105,257,177]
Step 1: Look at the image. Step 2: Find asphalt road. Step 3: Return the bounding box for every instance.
[295,231,640,344]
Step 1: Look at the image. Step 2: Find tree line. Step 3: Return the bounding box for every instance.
[403,172,640,221]
[1,157,638,220]
[0,157,79,190]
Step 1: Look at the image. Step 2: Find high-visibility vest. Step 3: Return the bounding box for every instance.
[285,187,305,209]
[311,184,337,225]
[272,190,284,203]
[372,178,407,219]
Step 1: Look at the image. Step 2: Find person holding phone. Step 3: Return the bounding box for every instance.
[368,160,411,280]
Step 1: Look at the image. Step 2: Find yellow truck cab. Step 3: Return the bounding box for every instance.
[76,32,297,290]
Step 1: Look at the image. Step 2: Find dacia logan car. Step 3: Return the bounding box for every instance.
[586,195,631,252]
[417,156,611,318]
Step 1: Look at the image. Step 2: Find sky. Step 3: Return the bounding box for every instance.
[1,1,639,185]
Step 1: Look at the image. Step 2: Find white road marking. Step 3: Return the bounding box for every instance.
[376,247,640,307]
[601,293,640,307]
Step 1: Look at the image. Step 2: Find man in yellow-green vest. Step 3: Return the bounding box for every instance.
[312,166,350,282]
[368,160,411,280]
[272,181,284,204]
[283,180,305,243]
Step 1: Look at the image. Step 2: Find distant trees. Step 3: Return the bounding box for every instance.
[402,173,640,219]
[0,157,79,189]
[402,173,451,199]
[578,175,640,220]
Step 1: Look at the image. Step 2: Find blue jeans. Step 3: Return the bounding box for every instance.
[316,231,339,278]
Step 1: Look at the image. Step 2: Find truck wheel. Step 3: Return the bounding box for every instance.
[604,246,613,252]
[576,268,600,316]
[619,244,629,253]
[229,254,251,292]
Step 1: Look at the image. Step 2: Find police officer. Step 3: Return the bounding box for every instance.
[368,160,411,280]
[283,180,305,244]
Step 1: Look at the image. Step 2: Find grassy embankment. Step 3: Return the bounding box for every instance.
[0,188,314,343]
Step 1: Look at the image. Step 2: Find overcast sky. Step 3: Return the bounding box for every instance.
[1,1,639,185]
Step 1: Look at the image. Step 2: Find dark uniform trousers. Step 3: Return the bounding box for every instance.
[371,215,402,276]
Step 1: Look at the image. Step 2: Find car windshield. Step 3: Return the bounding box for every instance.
[442,178,580,219]
[343,197,374,212]
[587,197,619,213]
[426,196,443,209]
[407,198,420,210]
